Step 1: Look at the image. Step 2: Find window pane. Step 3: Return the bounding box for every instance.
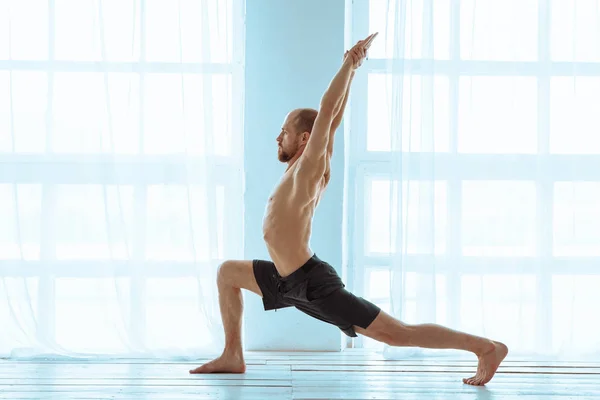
[146,0,232,63]
[552,276,600,353]
[551,0,600,62]
[459,77,537,154]
[382,272,447,325]
[554,182,600,256]
[462,181,536,256]
[0,72,9,152]
[435,275,447,326]
[369,0,450,60]
[367,180,391,254]
[144,74,187,154]
[215,185,225,258]
[146,185,224,262]
[101,0,141,62]
[461,275,536,353]
[0,71,47,153]
[367,179,446,255]
[10,72,47,153]
[368,74,449,152]
[54,185,134,260]
[0,0,48,60]
[550,77,600,154]
[52,72,140,154]
[55,278,129,353]
[107,73,141,154]
[144,73,231,155]
[461,0,538,61]
[0,278,39,353]
[55,0,100,61]
[211,74,233,156]
[0,184,41,260]
[146,278,212,349]
[367,269,391,300]
[55,0,141,62]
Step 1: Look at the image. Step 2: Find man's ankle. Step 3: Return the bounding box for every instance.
[223,345,244,358]
[475,340,495,357]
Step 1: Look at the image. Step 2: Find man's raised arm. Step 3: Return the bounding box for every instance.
[303,33,377,161]
[327,68,354,157]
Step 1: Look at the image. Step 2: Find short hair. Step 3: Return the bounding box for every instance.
[293,108,318,134]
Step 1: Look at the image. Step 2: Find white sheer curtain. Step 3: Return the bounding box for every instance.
[0,0,244,359]
[348,0,600,360]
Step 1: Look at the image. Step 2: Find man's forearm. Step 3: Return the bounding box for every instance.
[320,61,354,112]
[333,71,354,119]
[326,72,354,156]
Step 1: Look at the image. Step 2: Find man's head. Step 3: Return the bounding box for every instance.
[276,108,318,163]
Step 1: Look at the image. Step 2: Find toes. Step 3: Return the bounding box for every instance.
[475,376,487,386]
[189,365,208,374]
[464,375,486,386]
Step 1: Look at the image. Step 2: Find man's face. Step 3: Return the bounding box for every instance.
[276,112,300,162]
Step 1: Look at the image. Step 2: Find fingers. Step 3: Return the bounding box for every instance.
[355,32,377,51]
[351,32,378,54]
[345,32,377,69]
[364,32,378,48]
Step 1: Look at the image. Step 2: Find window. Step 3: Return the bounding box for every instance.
[347,0,600,353]
[0,0,244,354]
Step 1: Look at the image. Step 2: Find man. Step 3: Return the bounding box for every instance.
[190,33,508,386]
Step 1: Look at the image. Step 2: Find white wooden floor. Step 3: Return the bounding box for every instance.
[1,350,600,399]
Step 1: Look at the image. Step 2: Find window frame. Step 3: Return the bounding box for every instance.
[0,0,246,346]
[347,0,600,349]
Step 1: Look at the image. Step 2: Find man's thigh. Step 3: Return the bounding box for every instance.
[295,288,381,337]
[248,259,295,311]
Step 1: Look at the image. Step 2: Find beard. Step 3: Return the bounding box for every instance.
[278,144,296,162]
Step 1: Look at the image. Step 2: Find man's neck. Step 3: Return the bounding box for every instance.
[285,158,299,172]
[285,150,304,172]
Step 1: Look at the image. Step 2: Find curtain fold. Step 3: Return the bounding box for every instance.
[0,0,243,359]
[352,0,600,360]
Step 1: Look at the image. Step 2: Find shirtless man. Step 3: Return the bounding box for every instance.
[190,33,508,386]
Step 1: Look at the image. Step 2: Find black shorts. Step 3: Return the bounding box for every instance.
[252,254,381,337]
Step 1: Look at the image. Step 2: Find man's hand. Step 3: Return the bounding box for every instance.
[344,33,378,70]
[303,32,379,164]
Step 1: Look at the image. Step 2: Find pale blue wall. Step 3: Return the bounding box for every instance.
[243,0,347,351]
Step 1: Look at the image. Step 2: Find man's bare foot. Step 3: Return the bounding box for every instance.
[189,352,246,374]
[463,341,508,386]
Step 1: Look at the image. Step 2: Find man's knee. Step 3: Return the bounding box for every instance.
[217,260,237,287]
[217,260,257,292]
[379,321,414,347]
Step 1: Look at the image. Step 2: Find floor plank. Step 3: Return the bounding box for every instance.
[1,351,599,399]
[0,363,286,379]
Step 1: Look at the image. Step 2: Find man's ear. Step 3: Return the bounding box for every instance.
[301,131,310,143]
